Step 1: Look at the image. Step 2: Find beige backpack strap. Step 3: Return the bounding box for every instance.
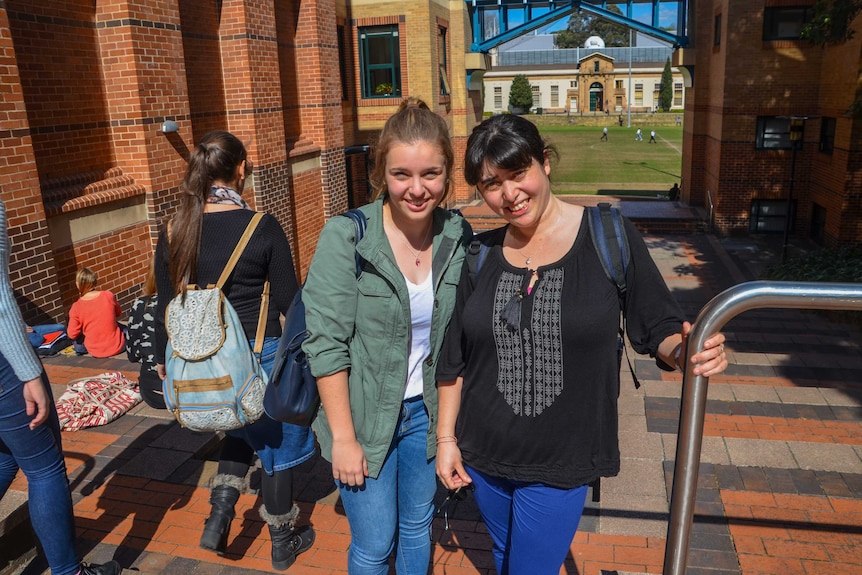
[253,279,270,354]
[216,212,264,288]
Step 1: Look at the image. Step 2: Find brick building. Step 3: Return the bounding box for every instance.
[0,0,483,325]
[679,1,862,245]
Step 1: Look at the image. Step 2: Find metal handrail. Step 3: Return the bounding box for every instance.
[664,281,862,575]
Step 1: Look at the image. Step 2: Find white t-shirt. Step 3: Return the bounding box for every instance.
[403,272,433,399]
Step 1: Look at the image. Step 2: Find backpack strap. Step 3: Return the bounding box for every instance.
[215,212,268,354]
[466,239,489,287]
[342,208,368,277]
[586,203,640,389]
[217,212,265,288]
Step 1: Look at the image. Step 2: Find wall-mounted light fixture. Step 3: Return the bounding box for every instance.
[161,120,179,133]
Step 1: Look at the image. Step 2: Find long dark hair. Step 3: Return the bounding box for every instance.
[369,97,454,203]
[168,130,247,296]
[463,115,556,187]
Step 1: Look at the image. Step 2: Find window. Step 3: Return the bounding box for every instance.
[570,80,578,88]
[714,14,722,46]
[438,26,449,96]
[674,83,683,107]
[494,86,502,110]
[532,85,541,109]
[593,60,600,72]
[756,116,794,149]
[763,7,812,41]
[359,25,401,99]
[750,199,795,234]
[634,83,643,106]
[337,25,349,101]
[550,85,559,108]
[819,117,836,154]
[615,80,623,90]
[653,83,660,105]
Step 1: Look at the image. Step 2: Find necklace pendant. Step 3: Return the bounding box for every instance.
[525,256,532,266]
[415,258,421,267]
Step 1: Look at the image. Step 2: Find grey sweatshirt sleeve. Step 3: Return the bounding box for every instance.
[0,200,44,382]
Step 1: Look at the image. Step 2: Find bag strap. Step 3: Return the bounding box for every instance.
[216,212,265,288]
[341,208,368,277]
[586,203,640,388]
[214,212,267,354]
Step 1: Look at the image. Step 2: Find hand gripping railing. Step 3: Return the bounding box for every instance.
[664,281,862,575]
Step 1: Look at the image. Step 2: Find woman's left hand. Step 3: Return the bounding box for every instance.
[682,321,728,377]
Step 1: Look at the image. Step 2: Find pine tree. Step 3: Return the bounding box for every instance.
[509,74,533,113]
[659,58,673,112]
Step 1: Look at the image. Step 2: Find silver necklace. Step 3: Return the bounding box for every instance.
[398,225,432,267]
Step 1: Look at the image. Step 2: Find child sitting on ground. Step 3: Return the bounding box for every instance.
[67,267,126,358]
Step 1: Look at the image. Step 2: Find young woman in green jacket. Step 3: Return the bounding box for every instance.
[302,98,472,574]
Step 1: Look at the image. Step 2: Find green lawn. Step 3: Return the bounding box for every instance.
[538,125,683,195]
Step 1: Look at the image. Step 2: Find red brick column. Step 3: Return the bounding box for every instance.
[0,6,64,322]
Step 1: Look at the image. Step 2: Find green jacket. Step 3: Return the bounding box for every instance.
[302,198,472,478]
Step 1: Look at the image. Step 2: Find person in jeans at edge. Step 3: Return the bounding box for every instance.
[302,97,473,574]
[153,130,315,571]
[0,198,121,575]
[435,114,729,574]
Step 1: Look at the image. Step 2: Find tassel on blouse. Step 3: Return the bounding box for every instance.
[499,289,523,332]
[499,272,535,332]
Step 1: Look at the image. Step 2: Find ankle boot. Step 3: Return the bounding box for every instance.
[261,504,316,571]
[199,473,245,554]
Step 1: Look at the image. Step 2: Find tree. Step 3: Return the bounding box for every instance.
[801,0,862,45]
[554,6,628,49]
[659,58,673,112]
[509,74,533,112]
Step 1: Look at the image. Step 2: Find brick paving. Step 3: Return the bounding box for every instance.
[2,199,862,575]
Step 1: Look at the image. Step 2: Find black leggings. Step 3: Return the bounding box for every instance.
[217,435,295,516]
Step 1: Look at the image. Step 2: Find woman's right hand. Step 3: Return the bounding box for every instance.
[331,438,369,487]
[436,442,472,491]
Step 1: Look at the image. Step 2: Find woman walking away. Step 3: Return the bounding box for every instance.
[302,97,472,574]
[435,114,729,574]
[0,198,121,575]
[154,130,315,570]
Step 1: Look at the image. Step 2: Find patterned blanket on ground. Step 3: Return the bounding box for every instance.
[55,371,141,431]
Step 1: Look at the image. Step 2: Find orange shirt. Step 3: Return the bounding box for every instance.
[67,290,125,358]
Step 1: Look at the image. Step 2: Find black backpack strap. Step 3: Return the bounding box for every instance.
[586,203,640,389]
[466,239,489,287]
[342,209,368,278]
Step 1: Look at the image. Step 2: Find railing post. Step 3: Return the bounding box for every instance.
[663,281,862,575]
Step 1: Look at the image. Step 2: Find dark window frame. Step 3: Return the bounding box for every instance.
[714,13,722,46]
[750,199,796,234]
[359,25,401,100]
[438,25,450,96]
[763,7,812,41]
[819,117,836,154]
[756,116,796,150]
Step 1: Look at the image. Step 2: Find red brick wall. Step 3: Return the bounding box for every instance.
[685,0,861,243]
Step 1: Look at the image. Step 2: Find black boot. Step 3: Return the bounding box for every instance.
[261,504,316,571]
[80,561,121,575]
[199,473,244,554]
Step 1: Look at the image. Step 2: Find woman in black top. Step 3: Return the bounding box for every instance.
[435,115,729,574]
[154,131,315,570]
[126,260,162,409]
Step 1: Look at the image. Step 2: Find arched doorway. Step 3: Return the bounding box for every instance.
[589,82,604,112]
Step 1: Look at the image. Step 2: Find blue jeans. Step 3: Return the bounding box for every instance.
[0,353,79,575]
[337,396,436,575]
[467,465,588,575]
[226,337,315,475]
[28,324,66,348]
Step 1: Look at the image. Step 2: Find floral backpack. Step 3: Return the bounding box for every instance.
[162,212,269,432]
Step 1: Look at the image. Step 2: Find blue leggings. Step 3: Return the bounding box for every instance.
[467,465,588,575]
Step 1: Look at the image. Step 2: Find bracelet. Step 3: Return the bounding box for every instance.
[436,435,457,445]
